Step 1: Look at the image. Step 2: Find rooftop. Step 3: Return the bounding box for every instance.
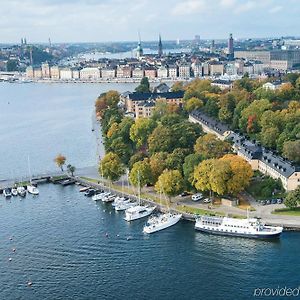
[128,91,184,101]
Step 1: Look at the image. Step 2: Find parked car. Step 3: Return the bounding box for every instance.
[277,198,283,204]
[271,198,277,204]
[180,191,189,197]
[266,199,271,205]
[203,198,211,203]
[260,200,266,205]
[192,193,203,201]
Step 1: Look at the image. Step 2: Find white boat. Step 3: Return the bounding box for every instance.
[112,196,127,207]
[115,200,137,211]
[92,192,108,201]
[11,187,18,196]
[17,186,26,197]
[125,205,156,221]
[195,216,283,239]
[27,184,39,195]
[143,212,182,234]
[102,194,116,203]
[79,186,90,192]
[3,188,12,198]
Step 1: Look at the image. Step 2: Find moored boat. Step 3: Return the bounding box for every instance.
[17,186,26,197]
[115,200,136,211]
[27,183,39,195]
[125,205,156,222]
[11,187,18,196]
[194,216,283,239]
[3,188,12,198]
[143,212,182,234]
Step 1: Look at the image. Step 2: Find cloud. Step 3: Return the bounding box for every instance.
[171,0,207,16]
[269,5,283,14]
[220,0,236,7]
[234,1,256,14]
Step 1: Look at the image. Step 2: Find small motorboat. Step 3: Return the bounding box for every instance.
[84,189,96,197]
[27,183,39,195]
[11,187,18,196]
[3,188,12,198]
[17,186,26,197]
[80,186,90,192]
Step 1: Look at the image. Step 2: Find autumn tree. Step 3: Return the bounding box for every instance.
[155,170,184,200]
[99,152,125,182]
[171,81,185,92]
[128,152,148,170]
[149,152,168,183]
[54,154,66,171]
[148,125,174,154]
[283,140,300,163]
[194,134,231,159]
[183,153,203,184]
[129,159,153,193]
[185,97,204,112]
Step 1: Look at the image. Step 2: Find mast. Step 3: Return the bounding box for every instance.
[137,170,141,205]
[27,155,32,183]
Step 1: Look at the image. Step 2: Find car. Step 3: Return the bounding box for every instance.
[180,192,189,197]
[277,198,283,204]
[271,198,277,204]
[266,199,271,205]
[192,193,203,201]
[260,200,266,205]
[203,198,211,203]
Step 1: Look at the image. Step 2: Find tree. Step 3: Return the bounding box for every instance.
[155,170,184,200]
[128,152,148,170]
[260,127,280,149]
[171,81,185,92]
[130,118,156,149]
[148,125,174,154]
[166,148,190,172]
[54,154,66,171]
[129,160,153,193]
[194,134,231,159]
[149,152,168,183]
[185,97,204,112]
[135,77,150,93]
[283,140,300,163]
[193,159,216,193]
[108,137,133,165]
[284,187,300,209]
[6,59,19,71]
[203,98,219,117]
[220,154,253,195]
[67,164,76,176]
[183,153,203,184]
[99,152,125,182]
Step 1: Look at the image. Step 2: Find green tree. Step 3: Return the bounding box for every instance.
[108,137,133,165]
[99,152,125,182]
[260,127,280,149]
[183,153,203,184]
[194,134,231,159]
[203,98,219,117]
[155,170,184,200]
[166,148,190,172]
[128,152,148,170]
[129,160,153,192]
[284,187,300,209]
[54,154,66,171]
[148,125,174,154]
[171,81,185,92]
[193,159,216,193]
[135,77,150,93]
[6,59,19,71]
[130,118,156,149]
[67,164,76,176]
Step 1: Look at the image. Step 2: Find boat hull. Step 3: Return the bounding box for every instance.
[195,226,282,239]
[143,214,182,234]
[125,207,155,222]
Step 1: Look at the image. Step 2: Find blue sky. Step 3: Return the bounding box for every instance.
[0,0,299,43]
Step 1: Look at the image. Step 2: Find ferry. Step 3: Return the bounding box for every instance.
[195,216,283,239]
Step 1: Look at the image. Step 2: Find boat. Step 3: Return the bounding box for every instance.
[115,200,137,211]
[27,183,39,195]
[84,189,96,197]
[112,196,128,206]
[194,215,283,239]
[125,205,156,221]
[102,194,116,203]
[17,186,26,197]
[11,187,18,196]
[3,188,12,198]
[143,212,182,234]
[92,191,107,201]
[79,186,90,192]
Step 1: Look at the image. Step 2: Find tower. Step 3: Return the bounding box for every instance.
[136,32,143,59]
[228,33,234,59]
[210,39,215,53]
[158,34,163,57]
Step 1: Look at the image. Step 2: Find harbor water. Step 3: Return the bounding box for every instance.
[0,83,300,300]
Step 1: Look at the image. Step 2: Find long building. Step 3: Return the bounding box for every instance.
[189,110,300,191]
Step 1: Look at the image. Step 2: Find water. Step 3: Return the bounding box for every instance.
[0,82,137,179]
[0,83,300,300]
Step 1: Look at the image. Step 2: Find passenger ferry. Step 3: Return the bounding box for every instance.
[195,216,283,239]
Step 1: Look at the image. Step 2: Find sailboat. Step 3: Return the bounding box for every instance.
[143,189,181,234]
[124,171,156,221]
[27,156,39,195]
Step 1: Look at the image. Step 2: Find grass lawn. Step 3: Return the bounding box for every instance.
[272,207,300,216]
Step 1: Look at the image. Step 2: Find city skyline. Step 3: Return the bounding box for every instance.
[1,0,300,43]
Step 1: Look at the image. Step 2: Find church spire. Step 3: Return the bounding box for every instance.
[158,34,163,57]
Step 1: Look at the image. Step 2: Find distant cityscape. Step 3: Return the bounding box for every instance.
[1,34,300,83]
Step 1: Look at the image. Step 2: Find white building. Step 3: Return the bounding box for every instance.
[192,63,202,77]
[178,64,191,78]
[60,68,73,80]
[80,67,100,80]
[168,65,178,79]
[101,68,116,79]
[157,66,168,78]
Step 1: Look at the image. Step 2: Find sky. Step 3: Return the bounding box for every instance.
[0,0,300,43]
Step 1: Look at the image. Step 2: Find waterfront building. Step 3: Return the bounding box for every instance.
[41,62,50,78]
[132,67,144,78]
[157,66,168,78]
[33,67,42,79]
[60,68,73,80]
[178,63,191,78]
[116,66,132,78]
[72,68,80,80]
[50,66,60,79]
[80,67,100,80]
[144,67,157,79]
[189,110,300,191]
[25,66,34,78]
[101,67,116,79]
